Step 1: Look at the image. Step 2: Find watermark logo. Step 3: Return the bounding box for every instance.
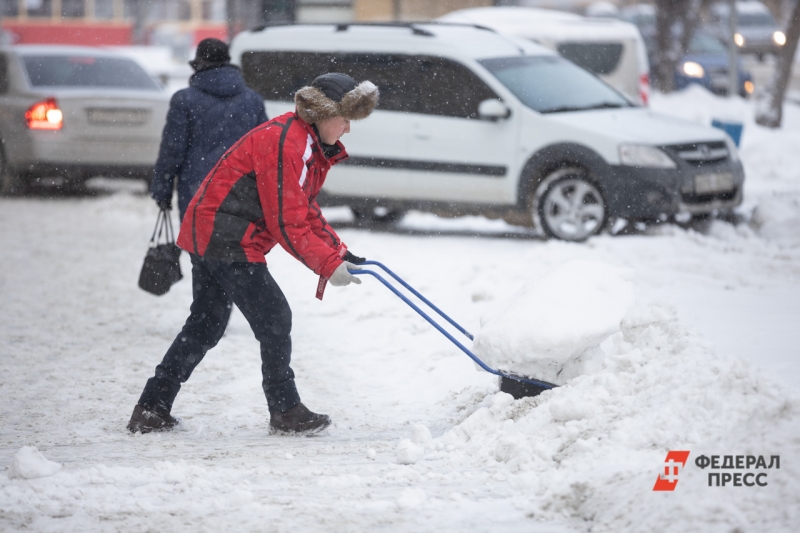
[652,452,780,490]
[653,451,691,491]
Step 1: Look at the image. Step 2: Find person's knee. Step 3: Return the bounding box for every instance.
[270,307,292,338]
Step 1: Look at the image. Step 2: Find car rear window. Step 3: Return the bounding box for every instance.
[555,43,624,75]
[22,55,159,89]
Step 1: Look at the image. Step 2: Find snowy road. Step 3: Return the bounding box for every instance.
[1,89,799,531]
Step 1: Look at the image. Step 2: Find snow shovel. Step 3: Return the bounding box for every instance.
[349,261,557,398]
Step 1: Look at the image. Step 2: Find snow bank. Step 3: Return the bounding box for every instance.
[473,260,635,385]
[8,447,61,480]
[751,193,800,248]
[424,302,800,530]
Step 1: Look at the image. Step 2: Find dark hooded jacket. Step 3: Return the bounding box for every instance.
[150,65,268,218]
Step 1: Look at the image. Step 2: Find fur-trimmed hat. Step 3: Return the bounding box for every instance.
[295,73,379,124]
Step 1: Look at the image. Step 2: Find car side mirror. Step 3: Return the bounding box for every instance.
[478,99,510,120]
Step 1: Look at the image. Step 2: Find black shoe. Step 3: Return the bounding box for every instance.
[269,403,331,435]
[127,404,178,434]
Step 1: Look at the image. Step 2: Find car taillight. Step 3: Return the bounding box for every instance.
[25,98,63,130]
[639,73,650,106]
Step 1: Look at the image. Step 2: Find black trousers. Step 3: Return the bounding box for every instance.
[138,255,300,414]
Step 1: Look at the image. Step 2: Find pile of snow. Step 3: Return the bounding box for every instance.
[750,193,800,248]
[7,447,61,480]
[396,424,433,465]
[473,260,635,385]
[407,302,800,530]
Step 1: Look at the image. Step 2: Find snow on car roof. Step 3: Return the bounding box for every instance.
[713,0,773,15]
[736,0,772,14]
[439,6,582,25]
[229,23,554,63]
[438,6,644,41]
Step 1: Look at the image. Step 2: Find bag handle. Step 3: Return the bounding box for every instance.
[148,208,177,247]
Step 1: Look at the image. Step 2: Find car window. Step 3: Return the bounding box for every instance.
[0,55,8,94]
[688,34,727,54]
[21,55,159,89]
[242,51,414,112]
[242,51,331,102]
[555,43,624,75]
[480,55,631,114]
[332,54,416,113]
[411,56,498,118]
[738,13,776,26]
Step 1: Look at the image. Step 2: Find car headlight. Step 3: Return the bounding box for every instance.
[682,61,705,78]
[773,31,786,46]
[619,144,677,168]
[723,135,739,163]
[734,33,745,47]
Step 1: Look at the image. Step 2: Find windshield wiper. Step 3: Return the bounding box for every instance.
[585,102,628,110]
[539,102,628,114]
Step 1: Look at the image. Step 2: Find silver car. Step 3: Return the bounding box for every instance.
[710,1,786,58]
[0,45,169,194]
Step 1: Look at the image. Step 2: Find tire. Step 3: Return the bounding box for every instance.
[351,206,406,224]
[0,144,27,196]
[59,177,90,195]
[537,169,607,242]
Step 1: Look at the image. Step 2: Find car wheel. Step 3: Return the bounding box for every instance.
[351,206,406,224]
[537,170,607,242]
[0,146,27,196]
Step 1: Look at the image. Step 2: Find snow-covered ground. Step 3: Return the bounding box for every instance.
[1,87,799,531]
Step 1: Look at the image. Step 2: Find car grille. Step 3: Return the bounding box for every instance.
[665,141,729,165]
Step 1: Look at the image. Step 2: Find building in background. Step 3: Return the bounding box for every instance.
[1,0,227,47]
[0,0,497,50]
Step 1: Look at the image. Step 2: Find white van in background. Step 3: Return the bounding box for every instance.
[438,6,650,105]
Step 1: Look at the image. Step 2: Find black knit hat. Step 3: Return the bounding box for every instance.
[189,38,231,71]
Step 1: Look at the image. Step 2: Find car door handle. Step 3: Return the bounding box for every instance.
[414,133,431,140]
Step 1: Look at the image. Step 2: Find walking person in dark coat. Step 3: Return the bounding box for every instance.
[127,73,379,436]
[150,38,268,219]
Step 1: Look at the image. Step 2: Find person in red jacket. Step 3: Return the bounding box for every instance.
[128,73,379,435]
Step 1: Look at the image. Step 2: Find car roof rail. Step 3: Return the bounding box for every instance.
[251,21,496,36]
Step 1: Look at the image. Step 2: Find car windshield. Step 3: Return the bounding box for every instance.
[738,13,776,26]
[688,34,727,54]
[22,55,159,89]
[479,55,632,114]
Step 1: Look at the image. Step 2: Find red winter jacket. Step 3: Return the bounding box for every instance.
[176,111,348,280]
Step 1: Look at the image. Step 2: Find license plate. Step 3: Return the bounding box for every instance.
[87,108,149,125]
[695,172,735,194]
[711,74,730,88]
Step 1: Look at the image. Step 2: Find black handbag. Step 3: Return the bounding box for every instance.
[138,208,183,296]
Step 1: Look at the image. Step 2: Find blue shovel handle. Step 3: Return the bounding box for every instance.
[349,261,555,390]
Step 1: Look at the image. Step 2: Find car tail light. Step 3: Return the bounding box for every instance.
[639,73,650,106]
[25,98,63,131]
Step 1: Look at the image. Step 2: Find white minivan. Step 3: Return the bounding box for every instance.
[438,6,651,105]
[230,23,743,241]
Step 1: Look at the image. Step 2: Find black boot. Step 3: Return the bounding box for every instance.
[127,404,178,434]
[269,403,331,435]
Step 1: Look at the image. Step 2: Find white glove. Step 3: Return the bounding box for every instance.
[329,261,362,287]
